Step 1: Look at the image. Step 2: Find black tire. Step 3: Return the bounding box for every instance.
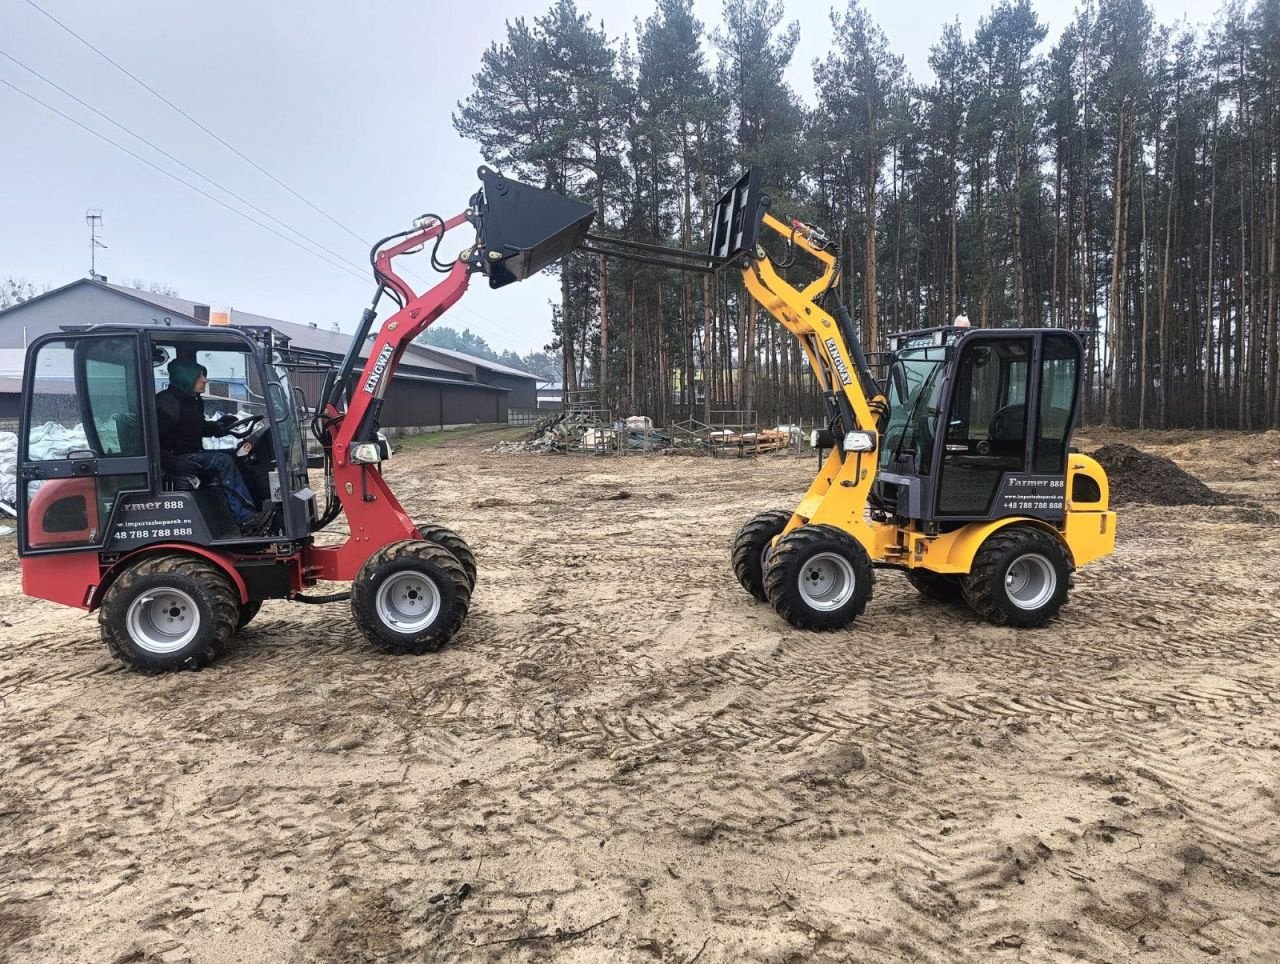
[236,601,263,632]
[414,522,477,592]
[905,568,965,602]
[99,554,238,673]
[763,524,874,630]
[731,508,793,601]
[961,525,1073,628]
[351,540,471,654]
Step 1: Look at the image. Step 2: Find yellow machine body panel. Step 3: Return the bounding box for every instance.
[781,447,1115,576]
[739,209,1116,580]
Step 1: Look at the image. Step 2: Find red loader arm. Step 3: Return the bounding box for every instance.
[305,167,594,582]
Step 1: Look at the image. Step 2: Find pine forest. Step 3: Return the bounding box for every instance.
[455,0,1280,430]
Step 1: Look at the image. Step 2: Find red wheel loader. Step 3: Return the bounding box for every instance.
[16,167,594,671]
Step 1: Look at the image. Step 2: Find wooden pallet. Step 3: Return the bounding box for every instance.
[709,429,792,456]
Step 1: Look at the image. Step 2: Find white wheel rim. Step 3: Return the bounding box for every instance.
[1005,553,1057,610]
[798,552,857,611]
[375,571,442,633]
[126,588,200,654]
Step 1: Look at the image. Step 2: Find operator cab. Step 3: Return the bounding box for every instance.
[17,325,316,558]
[874,325,1083,528]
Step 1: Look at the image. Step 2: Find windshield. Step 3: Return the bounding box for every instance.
[269,356,308,478]
[880,345,946,472]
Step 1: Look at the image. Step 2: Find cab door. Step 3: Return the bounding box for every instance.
[932,334,1034,518]
[18,333,154,553]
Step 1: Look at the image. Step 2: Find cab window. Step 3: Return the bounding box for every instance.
[936,338,1032,515]
[1034,334,1080,473]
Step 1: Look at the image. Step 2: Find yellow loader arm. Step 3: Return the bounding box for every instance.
[742,211,886,435]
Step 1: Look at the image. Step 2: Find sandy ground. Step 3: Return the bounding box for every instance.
[1,427,1278,963]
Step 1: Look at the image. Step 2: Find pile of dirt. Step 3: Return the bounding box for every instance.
[1091,443,1234,507]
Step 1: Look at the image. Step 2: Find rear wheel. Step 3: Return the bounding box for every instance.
[763,524,874,630]
[961,526,1072,627]
[99,554,238,672]
[731,508,793,601]
[351,540,471,654]
[414,522,477,592]
[905,568,965,602]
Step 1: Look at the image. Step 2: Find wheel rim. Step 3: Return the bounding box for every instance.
[375,571,442,633]
[1004,553,1057,610]
[797,552,857,611]
[126,588,200,654]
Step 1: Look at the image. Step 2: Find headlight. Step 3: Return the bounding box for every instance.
[350,442,383,464]
[842,430,876,452]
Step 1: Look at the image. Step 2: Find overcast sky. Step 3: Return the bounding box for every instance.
[1,0,1220,356]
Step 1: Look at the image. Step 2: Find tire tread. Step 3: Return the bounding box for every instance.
[415,523,477,591]
[731,509,793,601]
[99,553,238,672]
[351,540,471,654]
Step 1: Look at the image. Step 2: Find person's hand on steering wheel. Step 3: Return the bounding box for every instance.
[222,414,265,438]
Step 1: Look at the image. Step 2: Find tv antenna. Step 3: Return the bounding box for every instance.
[86,209,107,281]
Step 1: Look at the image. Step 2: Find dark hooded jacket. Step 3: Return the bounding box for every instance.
[156,360,223,469]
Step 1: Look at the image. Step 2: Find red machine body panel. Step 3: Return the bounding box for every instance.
[25,477,100,549]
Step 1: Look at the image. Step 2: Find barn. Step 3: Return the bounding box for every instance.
[0,280,540,430]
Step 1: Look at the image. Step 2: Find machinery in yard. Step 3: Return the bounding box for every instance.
[16,167,595,671]
[15,160,1113,674]
[581,168,1115,629]
[714,171,1116,629]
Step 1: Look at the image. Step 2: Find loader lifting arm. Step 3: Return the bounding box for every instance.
[742,209,887,441]
[305,166,594,581]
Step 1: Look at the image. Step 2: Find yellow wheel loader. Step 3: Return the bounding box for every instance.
[719,171,1114,629]
[583,168,1114,630]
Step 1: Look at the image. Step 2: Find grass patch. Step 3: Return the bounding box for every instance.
[391,423,527,450]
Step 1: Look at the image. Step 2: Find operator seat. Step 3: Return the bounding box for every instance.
[116,412,238,536]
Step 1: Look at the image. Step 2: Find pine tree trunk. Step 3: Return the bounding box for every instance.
[562,265,578,396]
[1139,162,1150,429]
[1106,109,1128,425]
[1205,98,1219,428]
[865,123,880,351]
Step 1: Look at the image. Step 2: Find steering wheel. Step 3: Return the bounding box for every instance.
[224,414,265,438]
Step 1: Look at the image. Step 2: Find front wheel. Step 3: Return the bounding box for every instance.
[99,554,239,672]
[414,522,477,592]
[731,508,793,601]
[351,541,471,654]
[961,526,1072,627]
[763,525,874,630]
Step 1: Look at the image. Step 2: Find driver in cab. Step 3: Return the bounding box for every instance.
[156,358,274,536]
